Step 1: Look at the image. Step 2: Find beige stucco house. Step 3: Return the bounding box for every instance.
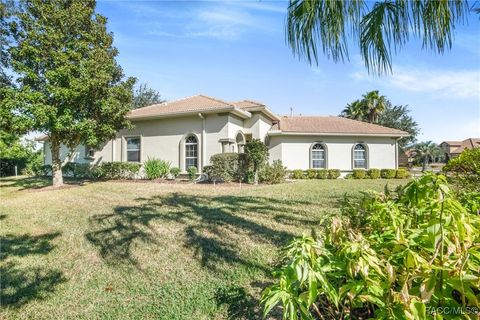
[40,95,408,176]
[439,138,480,161]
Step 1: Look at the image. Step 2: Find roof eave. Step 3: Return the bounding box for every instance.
[267,130,409,137]
[242,106,279,121]
[128,106,251,121]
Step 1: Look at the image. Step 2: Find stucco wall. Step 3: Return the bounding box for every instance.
[268,135,398,173]
[244,113,273,142]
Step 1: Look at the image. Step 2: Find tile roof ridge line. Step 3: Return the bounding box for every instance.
[197,94,235,107]
[130,94,201,112]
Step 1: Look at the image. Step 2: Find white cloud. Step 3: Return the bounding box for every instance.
[352,66,480,99]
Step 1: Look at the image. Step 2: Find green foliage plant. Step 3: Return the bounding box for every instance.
[261,173,480,319]
[381,168,396,179]
[367,168,381,179]
[187,166,198,181]
[245,139,269,185]
[259,160,287,184]
[327,169,340,179]
[143,158,170,180]
[170,167,181,180]
[395,168,410,179]
[306,169,318,179]
[443,148,480,193]
[291,170,304,180]
[352,169,367,179]
[316,169,328,179]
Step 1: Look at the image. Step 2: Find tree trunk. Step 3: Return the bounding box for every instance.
[253,165,259,185]
[51,136,64,187]
[422,157,427,172]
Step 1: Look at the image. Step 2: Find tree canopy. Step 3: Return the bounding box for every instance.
[1,0,135,186]
[132,83,165,109]
[340,91,419,149]
[286,0,472,74]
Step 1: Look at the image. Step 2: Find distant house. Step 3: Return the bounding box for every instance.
[440,138,480,161]
[37,94,408,177]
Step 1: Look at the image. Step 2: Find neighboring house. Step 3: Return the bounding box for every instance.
[37,94,408,176]
[440,138,480,161]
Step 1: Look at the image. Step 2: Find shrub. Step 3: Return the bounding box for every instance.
[291,169,304,180]
[316,169,328,179]
[125,163,141,179]
[88,162,139,180]
[187,166,197,181]
[143,158,170,180]
[327,169,340,179]
[352,169,367,179]
[344,173,353,179]
[245,139,269,184]
[208,153,247,182]
[395,168,410,179]
[261,173,480,320]
[443,148,480,193]
[305,169,318,179]
[259,160,286,184]
[34,164,52,177]
[367,168,380,179]
[380,168,396,179]
[170,167,181,179]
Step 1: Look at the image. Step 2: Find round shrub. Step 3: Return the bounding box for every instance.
[395,168,410,179]
[208,153,248,182]
[327,169,340,179]
[259,160,286,184]
[306,169,318,179]
[187,166,198,181]
[170,167,181,179]
[381,168,396,179]
[367,168,380,179]
[352,169,367,179]
[316,169,328,179]
[291,169,304,180]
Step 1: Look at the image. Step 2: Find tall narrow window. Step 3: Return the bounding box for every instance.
[126,137,141,162]
[311,143,326,168]
[353,144,367,168]
[185,135,198,169]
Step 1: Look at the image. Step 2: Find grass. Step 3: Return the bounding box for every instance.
[0,176,408,319]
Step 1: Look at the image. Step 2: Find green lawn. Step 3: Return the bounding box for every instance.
[0,177,407,319]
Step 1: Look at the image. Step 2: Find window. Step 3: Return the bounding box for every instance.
[126,137,141,162]
[311,143,326,168]
[353,144,367,168]
[185,135,198,169]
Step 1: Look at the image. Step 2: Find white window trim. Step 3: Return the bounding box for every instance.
[184,134,199,171]
[123,135,142,163]
[352,143,369,169]
[309,142,328,169]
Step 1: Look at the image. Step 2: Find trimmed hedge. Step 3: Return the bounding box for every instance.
[367,168,381,179]
[381,169,397,179]
[206,153,248,182]
[352,169,367,179]
[316,169,328,179]
[306,169,318,179]
[395,168,410,179]
[328,169,341,179]
[291,169,304,179]
[259,160,287,184]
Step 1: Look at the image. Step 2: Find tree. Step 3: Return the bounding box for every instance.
[286,0,470,74]
[0,131,39,176]
[340,99,366,120]
[245,139,269,185]
[132,83,165,109]
[362,90,387,123]
[413,141,441,172]
[1,0,135,187]
[377,104,419,149]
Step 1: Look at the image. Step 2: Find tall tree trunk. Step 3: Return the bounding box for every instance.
[253,164,259,185]
[422,157,427,172]
[50,136,64,187]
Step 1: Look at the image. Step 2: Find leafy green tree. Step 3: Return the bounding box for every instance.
[340,99,366,120]
[413,141,441,171]
[132,83,165,109]
[245,139,269,185]
[377,104,419,149]
[286,0,470,74]
[0,131,39,176]
[1,0,135,187]
[362,90,387,123]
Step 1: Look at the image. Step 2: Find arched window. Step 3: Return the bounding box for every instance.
[311,143,326,169]
[236,132,245,153]
[185,135,198,169]
[353,144,367,169]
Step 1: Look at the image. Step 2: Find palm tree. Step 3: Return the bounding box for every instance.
[362,90,387,123]
[413,141,441,172]
[340,99,366,120]
[286,0,470,74]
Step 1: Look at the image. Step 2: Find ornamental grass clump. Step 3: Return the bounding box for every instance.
[261,173,480,320]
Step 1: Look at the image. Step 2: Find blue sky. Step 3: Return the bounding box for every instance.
[96,0,480,143]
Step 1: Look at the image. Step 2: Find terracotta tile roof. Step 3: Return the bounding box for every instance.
[270,116,409,136]
[127,94,244,119]
[232,100,265,109]
[446,138,480,154]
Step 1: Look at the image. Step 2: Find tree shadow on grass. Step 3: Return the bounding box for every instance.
[0,176,52,190]
[0,232,65,307]
[215,285,259,320]
[85,193,314,271]
[0,232,61,259]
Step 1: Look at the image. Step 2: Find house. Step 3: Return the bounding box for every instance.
[38,95,408,176]
[440,138,480,161]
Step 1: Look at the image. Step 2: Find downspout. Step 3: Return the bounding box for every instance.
[198,113,206,171]
[395,138,400,169]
